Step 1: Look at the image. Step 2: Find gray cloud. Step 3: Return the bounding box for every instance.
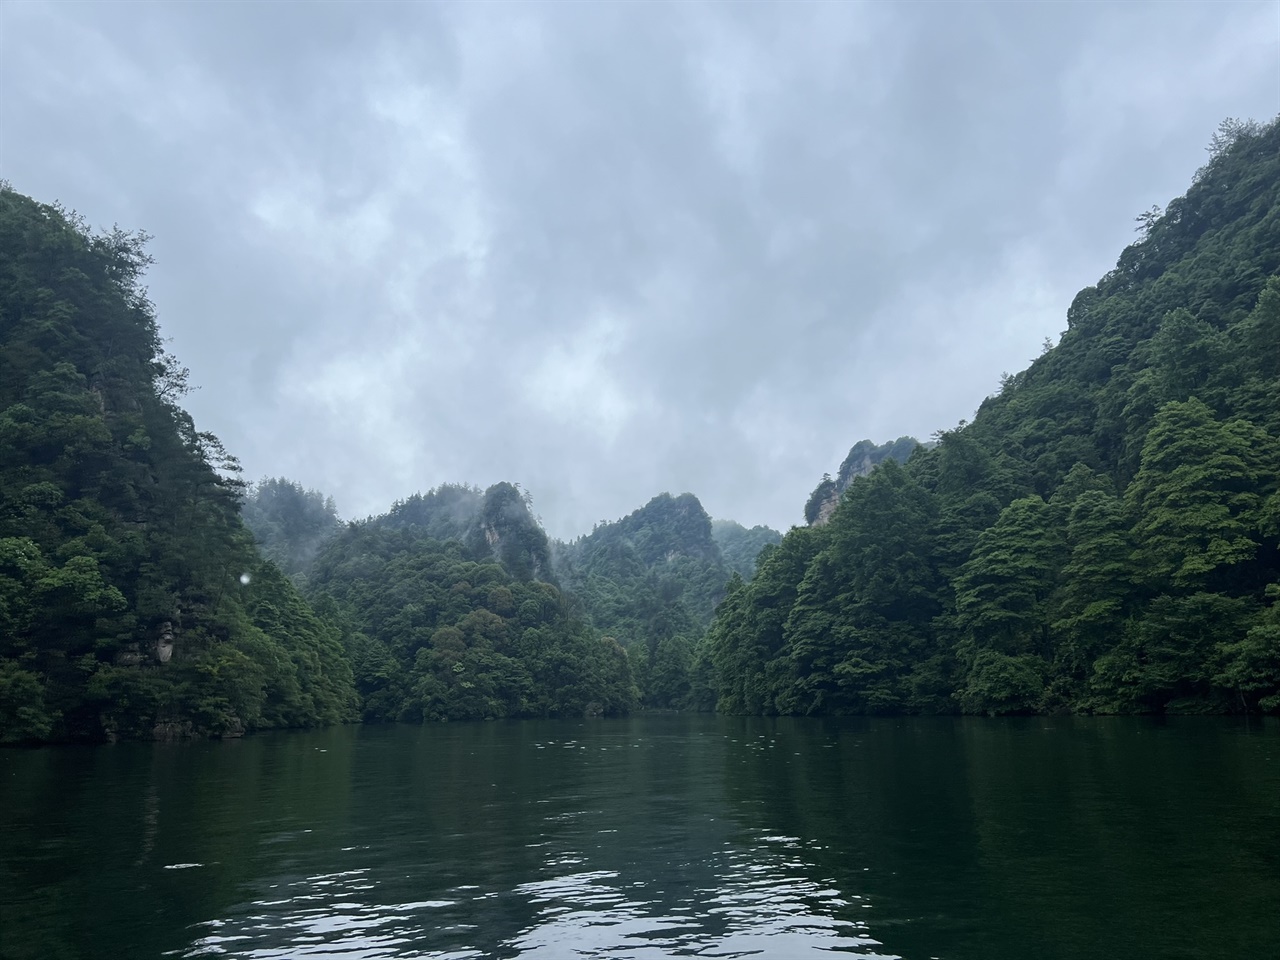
[2,0,1277,537]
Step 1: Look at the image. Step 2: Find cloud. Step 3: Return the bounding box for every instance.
[2,0,1277,537]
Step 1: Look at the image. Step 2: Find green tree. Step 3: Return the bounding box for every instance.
[782,461,946,714]
[1127,399,1277,594]
[953,495,1062,714]
[1048,486,1134,701]
[241,477,342,580]
[706,530,825,714]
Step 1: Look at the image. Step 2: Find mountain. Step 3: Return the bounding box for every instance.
[13,114,1273,738]
[347,482,553,583]
[711,519,783,579]
[706,116,1280,717]
[283,481,635,721]
[804,437,928,525]
[249,480,773,714]
[0,188,357,743]
[552,493,732,707]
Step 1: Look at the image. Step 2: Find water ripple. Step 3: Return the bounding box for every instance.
[180,835,895,960]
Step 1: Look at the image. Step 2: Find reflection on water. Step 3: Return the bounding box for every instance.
[177,830,893,959]
[2,716,1278,960]
[183,868,466,958]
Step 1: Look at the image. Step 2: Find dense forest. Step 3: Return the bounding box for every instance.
[3,115,1278,744]
[240,477,341,582]
[298,483,637,722]
[549,494,780,708]
[712,520,785,580]
[0,188,357,743]
[242,483,781,713]
[705,117,1280,716]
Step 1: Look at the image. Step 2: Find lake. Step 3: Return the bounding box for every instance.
[2,715,1278,960]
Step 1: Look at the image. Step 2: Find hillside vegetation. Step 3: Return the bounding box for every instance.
[551,494,777,708]
[0,188,357,743]
[303,484,638,722]
[705,118,1280,716]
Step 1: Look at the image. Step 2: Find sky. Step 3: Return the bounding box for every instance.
[2,1,1278,539]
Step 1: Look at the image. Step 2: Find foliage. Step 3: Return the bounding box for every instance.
[553,493,731,707]
[0,187,358,743]
[706,116,1280,716]
[241,478,342,581]
[711,519,783,579]
[306,518,636,721]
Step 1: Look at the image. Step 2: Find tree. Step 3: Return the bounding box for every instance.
[1127,399,1276,594]
[953,495,1062,714]
[241,478,342,579]
[1049,487,1134,701]
[781,461,945,714]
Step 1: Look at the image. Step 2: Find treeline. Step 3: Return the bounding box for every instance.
[704,117,1280,716]
[240,477,341,582]
[244,482,784,716]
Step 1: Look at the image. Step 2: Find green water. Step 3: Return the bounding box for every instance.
[2,716,1278,960]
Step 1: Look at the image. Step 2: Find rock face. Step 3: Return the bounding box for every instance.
[154,621,174,663]
[472,482,553,583]
[373,482,553,584]
[815,494,841,526]
[151,720,194,741]
[219,716,246,738]
[804,437,930,525]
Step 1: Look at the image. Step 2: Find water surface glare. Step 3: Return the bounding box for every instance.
[2,716,1278,960]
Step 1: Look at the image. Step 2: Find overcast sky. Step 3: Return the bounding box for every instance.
[2,1,1277,538]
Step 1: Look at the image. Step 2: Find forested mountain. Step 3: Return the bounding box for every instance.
[0,187,357,743]
[711,520,783,579]
[246,481,774,715]
[242,477,342,581]
[379,482,555,583]
[551,493,734,707]
[706,117,1280,716]
[804,437,927,525]
[292,482,638,722]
